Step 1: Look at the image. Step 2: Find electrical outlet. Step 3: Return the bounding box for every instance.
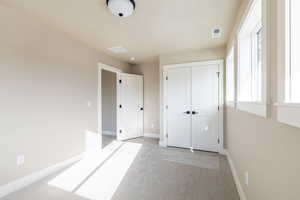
[245,171,249,186]
[17,154,25,166]
[151,123,155,128]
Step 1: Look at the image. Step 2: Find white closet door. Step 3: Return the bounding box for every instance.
[191,65,219,152]
[166,68,191,148]
[117,73,143,141]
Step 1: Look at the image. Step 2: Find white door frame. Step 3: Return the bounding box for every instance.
[97,63,122,140]
[160,60,224,153]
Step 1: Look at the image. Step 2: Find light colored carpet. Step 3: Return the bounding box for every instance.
[2,136,239,200]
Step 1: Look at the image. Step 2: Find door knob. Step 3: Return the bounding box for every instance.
[192,111,199,115]
[184,111,191,114]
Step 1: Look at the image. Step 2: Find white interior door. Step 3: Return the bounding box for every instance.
[117,73,144,141]
[191,65,219,152]
[166,68,191,148]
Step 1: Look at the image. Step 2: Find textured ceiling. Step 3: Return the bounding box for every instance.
[3,0,242,64]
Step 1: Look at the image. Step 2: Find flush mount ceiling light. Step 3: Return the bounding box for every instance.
[106,0,136,18]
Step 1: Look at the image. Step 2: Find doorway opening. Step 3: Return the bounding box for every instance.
[101,69,117,148]
[98,63,144,150]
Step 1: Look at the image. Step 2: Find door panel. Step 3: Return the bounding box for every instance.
[167,68,191,148]
[117,73,143,141]
[191,65,219,152]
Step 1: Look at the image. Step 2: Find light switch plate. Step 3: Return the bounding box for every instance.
[17,154,25,166]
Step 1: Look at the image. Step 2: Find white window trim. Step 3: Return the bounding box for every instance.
[236,0,267,117]
[226,47,235,108]
[276,0,300,128]
[226,101,236,108]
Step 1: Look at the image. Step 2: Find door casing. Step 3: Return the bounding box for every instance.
[98,63,122,144]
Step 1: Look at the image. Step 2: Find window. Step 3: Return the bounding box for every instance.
[276,0,300,128]
[286,0,300,103]
[238,0,262,102]
[236,0,266,117]
[226,47,235,104]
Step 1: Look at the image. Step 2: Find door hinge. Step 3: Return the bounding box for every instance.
[119,79,122,84]
[119,129,122,133]
[166,105,168,109]
[119,104,122,108]
[218,105,220,111]
[166,76,168,80]
[216,72,220,78]
[166,134,168,138]
[217,138,220,144]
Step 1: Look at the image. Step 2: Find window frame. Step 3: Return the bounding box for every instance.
[236,0,267,117]
[226,46,235,107]
[276,0,300,128]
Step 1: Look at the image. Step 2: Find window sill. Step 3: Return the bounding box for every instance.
[274,102,300,128]
[226,101,235,108]
[236,101,267,117]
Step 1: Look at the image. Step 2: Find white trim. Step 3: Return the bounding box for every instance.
[226,47,236,105]
[236,0,268,118]
[274,102,300,107]
[143,133,160,139]
[101,63,122,73]
[274,103,300,128]
[236,102,267,117]
[276,0,300,129]
[98,63,123,141]
[102,130,117,136]
[163,59,224,69]
[277,0,289,104]
[160,60,224,153]
[159,140,167,147]
[226,101,236,108]
[224,149,247,200]
[0,154,84,198]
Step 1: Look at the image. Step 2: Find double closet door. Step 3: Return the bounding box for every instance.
[166,64,221,152]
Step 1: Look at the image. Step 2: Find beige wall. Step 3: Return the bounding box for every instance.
[102,70,117,134]
[0,4,129,185]
[225,0,300,199]
[131,61,160,134]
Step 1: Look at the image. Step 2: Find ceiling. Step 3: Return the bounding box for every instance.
[4,0,242,64]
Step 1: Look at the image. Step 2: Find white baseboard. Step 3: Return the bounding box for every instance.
[218,148,227,155]
[102,130,116,136]
[224,149,247,200]
[0,154,84,198]
[159,140,167,147]
[143,132,160,139]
